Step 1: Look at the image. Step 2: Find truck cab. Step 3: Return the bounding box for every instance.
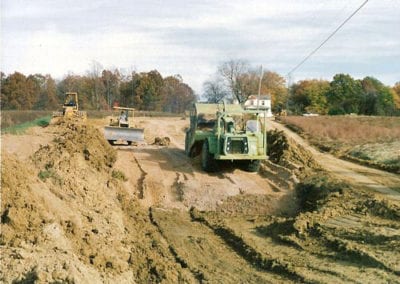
[185,103,267,172]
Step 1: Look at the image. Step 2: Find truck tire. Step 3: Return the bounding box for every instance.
[202,140,217,172]
[185,132,190,156]
[245,160,261,172]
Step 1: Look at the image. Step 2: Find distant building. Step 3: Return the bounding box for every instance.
[244,95,273,117]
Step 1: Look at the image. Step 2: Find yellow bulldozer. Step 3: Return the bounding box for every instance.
[53,92,87,119]
[104,107,144,145]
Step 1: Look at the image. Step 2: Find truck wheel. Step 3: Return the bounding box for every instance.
[202,140,217,172]
[245,160,261,172]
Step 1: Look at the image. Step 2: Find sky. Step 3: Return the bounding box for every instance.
[1,0,399,94]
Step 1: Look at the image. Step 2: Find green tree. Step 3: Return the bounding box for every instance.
[360,77,396,115]
[135,70,164,111]
[119,72,140,107]
[326,74,362,114]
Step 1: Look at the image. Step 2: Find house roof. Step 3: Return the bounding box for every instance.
[247,95,271,100]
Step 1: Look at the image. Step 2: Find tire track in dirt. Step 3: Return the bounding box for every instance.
[119,117,287,212]
[132,155,147,199]
[150,208,290,283]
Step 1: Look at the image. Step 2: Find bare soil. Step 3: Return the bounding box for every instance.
[1,116,399,283]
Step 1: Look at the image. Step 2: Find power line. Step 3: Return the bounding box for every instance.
[287,0,369,76]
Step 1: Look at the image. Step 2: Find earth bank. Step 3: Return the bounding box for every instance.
[1,117,399,283]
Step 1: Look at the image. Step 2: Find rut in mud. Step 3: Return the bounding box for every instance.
[1,117,399,283]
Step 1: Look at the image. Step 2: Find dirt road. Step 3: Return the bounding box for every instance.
[1,117,399,283]
[268,119,400,199]
[114,118,293,212]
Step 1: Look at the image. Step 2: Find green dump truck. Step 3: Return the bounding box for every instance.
[185,102,267,172]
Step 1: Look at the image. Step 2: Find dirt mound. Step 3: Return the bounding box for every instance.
[215,194,276,216]
[1,123,193,283]
[153,136,171,146]
[267,129,319,168]
[34,121,116,172]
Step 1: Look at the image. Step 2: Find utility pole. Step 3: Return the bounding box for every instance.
[286,73,293,113]
[257,65,263,111]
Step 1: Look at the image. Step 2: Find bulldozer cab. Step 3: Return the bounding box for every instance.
[64,93,78,107]
[109,107,135,127]
[53,92,86,119]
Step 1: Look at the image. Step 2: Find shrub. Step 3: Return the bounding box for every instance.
[112,170,128,181]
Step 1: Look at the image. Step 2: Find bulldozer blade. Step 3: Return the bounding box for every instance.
[104,126,144,143]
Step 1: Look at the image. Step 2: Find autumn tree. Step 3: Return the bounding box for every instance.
[32,74,59,110]
[57,74,94,109]
[101,69,120,108]
[162,75,196,113]
[260,71,287,112]
[211,60,288,110]
[1,72,38,110]
[290,79,329,114]
[391,82,400,109]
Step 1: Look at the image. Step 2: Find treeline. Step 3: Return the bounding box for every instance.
[1,69,196,113]
[2,61,399,116]
[290,74,400,116]
[203,60,400,116]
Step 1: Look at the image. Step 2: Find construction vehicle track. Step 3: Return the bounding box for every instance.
[1,117,399,283]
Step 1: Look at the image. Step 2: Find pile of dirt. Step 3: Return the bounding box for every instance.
[267,129,320,170]
[260,129,321,196]
[1,122,194,283]
[153,136,171,146]
[34,121,116,172]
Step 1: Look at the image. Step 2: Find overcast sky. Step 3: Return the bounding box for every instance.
[1,0,399,94]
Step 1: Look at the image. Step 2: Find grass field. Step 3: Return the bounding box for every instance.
[280,116,400,173]
[1,110,52,129]
[2,115,52,134]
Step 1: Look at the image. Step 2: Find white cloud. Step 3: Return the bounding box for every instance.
[1,0,399,93]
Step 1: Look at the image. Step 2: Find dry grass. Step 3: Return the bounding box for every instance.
[281,116,400,145]
[280,116,400,173]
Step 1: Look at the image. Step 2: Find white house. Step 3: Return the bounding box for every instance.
[244,95,273,117]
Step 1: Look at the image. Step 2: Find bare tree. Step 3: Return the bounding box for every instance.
[89,60,103,109]
[218,59,255,103]
[203,78,228,103]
